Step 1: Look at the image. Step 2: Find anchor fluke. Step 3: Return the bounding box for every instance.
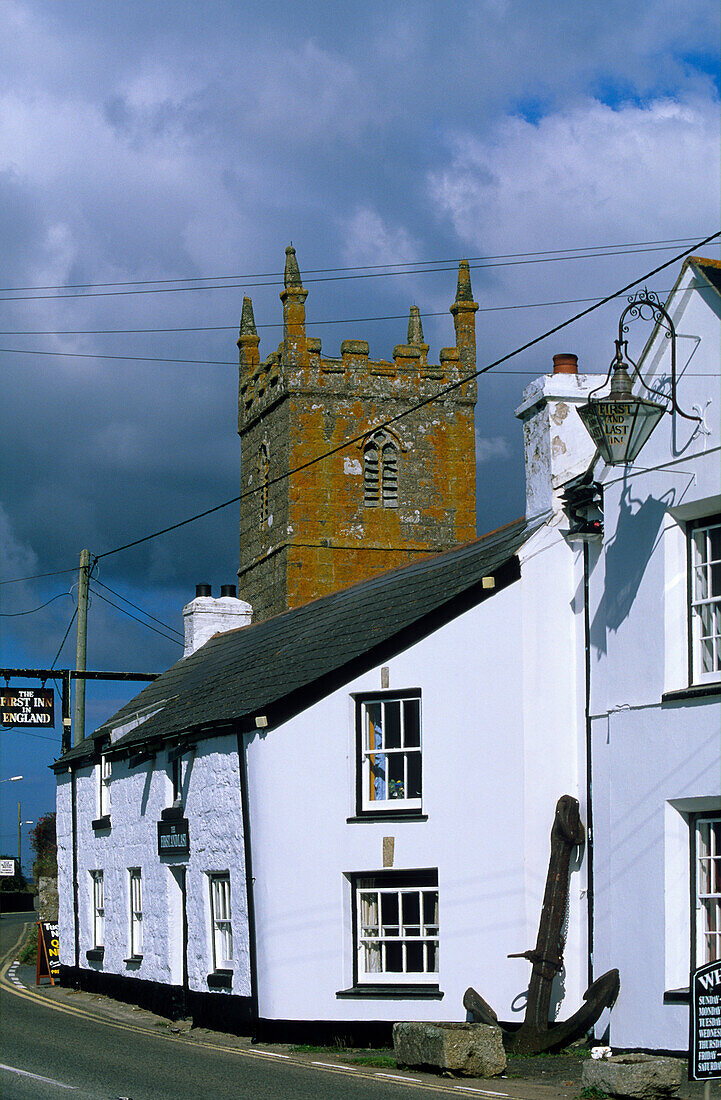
[463,986,499,1027]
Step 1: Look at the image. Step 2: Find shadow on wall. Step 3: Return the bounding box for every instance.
[595,483,675,636]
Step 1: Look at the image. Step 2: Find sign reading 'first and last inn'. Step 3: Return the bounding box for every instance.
[1,688,54,726]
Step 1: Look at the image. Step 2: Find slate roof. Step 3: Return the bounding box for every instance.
[53,516,538,771]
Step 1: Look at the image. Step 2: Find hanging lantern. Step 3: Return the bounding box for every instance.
[578,291,702,467]
[578,348,666,465]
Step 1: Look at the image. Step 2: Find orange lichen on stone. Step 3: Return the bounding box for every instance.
[236,245,478,622]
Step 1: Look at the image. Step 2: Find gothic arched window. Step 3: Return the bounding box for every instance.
[258,443,269,527]
[381,442,398,507]
[363,432,398,508]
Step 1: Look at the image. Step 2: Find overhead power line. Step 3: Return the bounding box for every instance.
[92,577,184,638]
[0,343,717,377]
[50,607,78,670]
[89,586,184,646]
[0,566,78,587]
[0,236,702,294]
[0,243,710,303]
[3,232,717,589]
[90,230,719,563]
[0,592,71,617]
[0,284,711,338]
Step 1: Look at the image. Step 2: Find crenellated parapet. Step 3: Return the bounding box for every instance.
[238,250,478,433]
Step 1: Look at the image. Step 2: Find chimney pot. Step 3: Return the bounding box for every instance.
[553,353,578,375]
[220,584,237,598]
[195,583,212,597]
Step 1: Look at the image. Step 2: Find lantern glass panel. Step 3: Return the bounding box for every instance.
[578,396,665,465]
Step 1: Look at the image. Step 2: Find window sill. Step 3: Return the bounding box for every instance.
[161,804,185,822]
[662,683,721,703]
[86,947,104,962]
[663,988,689,1005]
[124,955,143,965]
[91,815,111,832]
[207,969,233,990]
[336,984,443,1000]
[347,812,428,824]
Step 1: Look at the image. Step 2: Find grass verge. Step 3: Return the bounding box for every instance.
[347,1055,397,1068]
[17,927,37,965]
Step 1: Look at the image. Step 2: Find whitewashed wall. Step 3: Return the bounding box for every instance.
[591,267,721,1051]
[56,732,250,998]
[184,738,250,995]
[245,522,589,1027]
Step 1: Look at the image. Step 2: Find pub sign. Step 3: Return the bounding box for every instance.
[157,818,190,857]
[1,688,54,727]
[691,960,721,1080]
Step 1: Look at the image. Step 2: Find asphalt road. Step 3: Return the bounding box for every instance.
[0,914,463,1100]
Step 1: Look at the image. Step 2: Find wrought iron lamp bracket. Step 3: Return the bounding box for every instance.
[612,290,700,423]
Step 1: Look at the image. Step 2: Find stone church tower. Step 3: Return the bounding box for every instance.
[237,246,478,622]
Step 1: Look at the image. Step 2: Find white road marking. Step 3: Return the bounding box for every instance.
[255,1050,289,1058]
[454,1089,509,1097]
[0,1063,78,1089]
[311,1061,351,1069]
[374,1072,417,1081]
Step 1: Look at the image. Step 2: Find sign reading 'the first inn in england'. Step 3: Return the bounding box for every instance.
[1,688,54,727]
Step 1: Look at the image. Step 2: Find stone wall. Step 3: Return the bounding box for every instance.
[37,875,59,921]
[56,734,251,999]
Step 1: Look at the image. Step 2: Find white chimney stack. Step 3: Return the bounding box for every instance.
[514,354,601,520]
[183,584,252,657]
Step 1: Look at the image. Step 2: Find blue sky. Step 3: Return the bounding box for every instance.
[1,0,719,870]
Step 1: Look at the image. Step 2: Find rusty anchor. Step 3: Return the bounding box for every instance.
[463,795,619,1054]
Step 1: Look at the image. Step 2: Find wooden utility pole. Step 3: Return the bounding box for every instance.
[73,549,91,746]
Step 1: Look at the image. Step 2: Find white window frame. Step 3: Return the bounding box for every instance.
[209,873,233,971]
[99,754,111,817]
[358,694,422,813]
[92,870,105,948]
[695,816,721,966]
[129,869,143,958]
[354,872,439,985]
[689,517,721,684]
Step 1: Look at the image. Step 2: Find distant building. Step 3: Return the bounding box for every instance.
[237,247,478,621]
[54,257,720,1052]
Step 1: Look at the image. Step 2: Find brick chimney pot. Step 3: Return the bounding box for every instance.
[553,353,578,375]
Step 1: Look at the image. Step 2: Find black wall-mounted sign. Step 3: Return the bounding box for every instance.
[691,960,721,1080]
[1,687,54,727]
[158,818,190,858]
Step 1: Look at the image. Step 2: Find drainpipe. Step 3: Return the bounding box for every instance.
[583,541,595,994]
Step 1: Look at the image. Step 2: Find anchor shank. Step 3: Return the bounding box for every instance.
[514,796,585,1046]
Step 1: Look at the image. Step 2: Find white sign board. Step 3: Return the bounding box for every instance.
[0,858,16,877]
